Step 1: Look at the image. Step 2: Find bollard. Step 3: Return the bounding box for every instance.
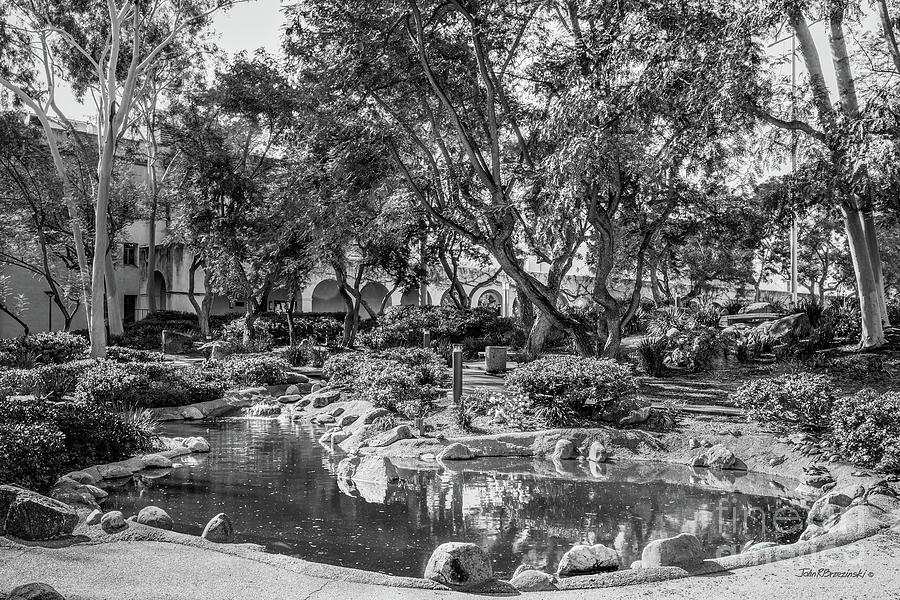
[423,329,431,349]
[452,343,464,406]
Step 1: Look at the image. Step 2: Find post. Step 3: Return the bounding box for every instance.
[44,290,53,331]
[452,343,463,406]
[423,329,431,349]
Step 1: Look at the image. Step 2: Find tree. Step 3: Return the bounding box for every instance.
[0,0,237,356]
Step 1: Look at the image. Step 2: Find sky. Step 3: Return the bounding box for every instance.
[54,0,286,120]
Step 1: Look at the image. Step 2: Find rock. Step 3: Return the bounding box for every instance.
[588,441,609,463]
[851,471,870,477]
[8,583,65,600]
[805,475,834,488]
[83,485,107,499]
[437,443,475,461]
[319,431,334,444]
[180,406,205,420]
[308,389,341,408]
[141,454,174,469]
[362,408,391,424]
[3,489,78,540]
[629,560,642,570]
[95,464,133,480]
[769,456,786,467]
[510,569,556,592]
[352,456,400,484]
[698,444,746,470]
[86,509,103,525]
[799,523,826,541]
[688,438,700,450]
[137,506,174,530]
[277,394,302,404]
[184,437,211,453]
[64,471,96,485]
[741,301,775,314]
[641,533,704,568]
[556,544,619,576]
[368,425,413,447]
[619,406,652,426]
[285,380,310,395]
[100,510,128,534]
[159,447,191,459]
[311,383,323,392]
[330,407,345,417]
[552,439,576,460]
[424,542,494,589]
[162,329,194,353]
[316,414,336,424]
[336,456,360,480]
[330,431,349,444]
[201,513,234,543]
[767,313,811,343]
[337,414,358,428]
[690,455,706,468]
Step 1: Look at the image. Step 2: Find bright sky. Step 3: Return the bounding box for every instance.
[54,0,286,120]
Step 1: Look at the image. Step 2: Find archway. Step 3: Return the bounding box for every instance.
[311,279,346,313]
[360,282,391,318]
[152,271,167,311]
[476,289,503,314]
[400,289,433,306]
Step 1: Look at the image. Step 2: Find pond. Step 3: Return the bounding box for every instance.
[103,419,807,579]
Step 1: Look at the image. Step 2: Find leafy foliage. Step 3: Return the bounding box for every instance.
[830,389,900,471]
[220,355,290,386]
[505,355,638,427]
[732,373,835,433]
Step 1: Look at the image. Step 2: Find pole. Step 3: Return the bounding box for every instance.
[452,343,463,406]
[790,32,799,306]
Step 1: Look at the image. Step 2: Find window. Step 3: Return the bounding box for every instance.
[123,243,137,266]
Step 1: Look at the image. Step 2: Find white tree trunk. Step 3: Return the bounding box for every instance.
[843,207,885,348]
[105,253,124,336]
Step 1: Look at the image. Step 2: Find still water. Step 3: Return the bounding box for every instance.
[103,419,806,578]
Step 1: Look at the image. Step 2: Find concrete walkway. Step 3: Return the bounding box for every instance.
[3,529,899,600]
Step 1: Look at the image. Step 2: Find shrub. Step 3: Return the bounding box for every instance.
[281,338,330,367]
[0,359,96,399]
[731,373,835,432]
[359,305,525,352]
[463,387,533,429]
[0,395,154,492]
[505,355,638,427]
[113,311,199,350]
[826,297,861,341]
[638,336,667,377]
[74,361,226,409]
[647,306,691,337]
[220,316,275,353]
[666,327,726,371]
[373,347,447,386]
[0,331,88,367]
[221,355,290,386]
[105,346,166,363]
[830,389,900,470]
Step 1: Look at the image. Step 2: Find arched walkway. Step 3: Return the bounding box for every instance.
[152,271,167,310]
[400,289,433,306]
[359,282,391,318]
[475,289,503,314]
[311,279,346,313]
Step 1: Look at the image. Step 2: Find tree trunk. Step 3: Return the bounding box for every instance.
[877,0,900,73]
[187,257,210,339]
[516,287,535,333]
[860,210,890,327]
[524,310,553,360]
[243,304,257,349]
[90,128,116,357]
[104,254,124,336]
[146,132,159,313]
[333,262,358,346]
[287,291,297,347]
[843,206,885,348]
[0,305,28,335]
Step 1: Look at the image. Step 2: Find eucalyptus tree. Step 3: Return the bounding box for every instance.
[0,0,238,356]
[738,0,900,347]
[286,0,762,357]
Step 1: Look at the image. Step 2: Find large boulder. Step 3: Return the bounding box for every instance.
[337,414,358,428]
[437,443,475,461]
[141,454,173,469]
[277,394,303,404]
[183,437,211,453]
[367,425,413,448]
[137,506,174,530]
[161,329,194,354]
[352,456,400,484]
[588,441,609,463]
[552,439,576,460]
[3,489,78,540]
[201,513,234,543]
[307,389,341,408]
[95,464,133,479]
[362,408,391,424]
[424,542,494,589]
[510,570,556,592]
[619,406,652,426]
[8,583,65,600]
[694,444,747,470]
[641,533,704,568]
[808,491,854,525]
[64,471,96,485]
[100,511,127,534]
[556,544,619,576]
[765,313,811,343]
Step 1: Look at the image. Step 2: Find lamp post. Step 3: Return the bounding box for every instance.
[43,290,54,331]
[452,343,464,406]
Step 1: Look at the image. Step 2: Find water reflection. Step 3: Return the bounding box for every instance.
[103,419,806,578]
